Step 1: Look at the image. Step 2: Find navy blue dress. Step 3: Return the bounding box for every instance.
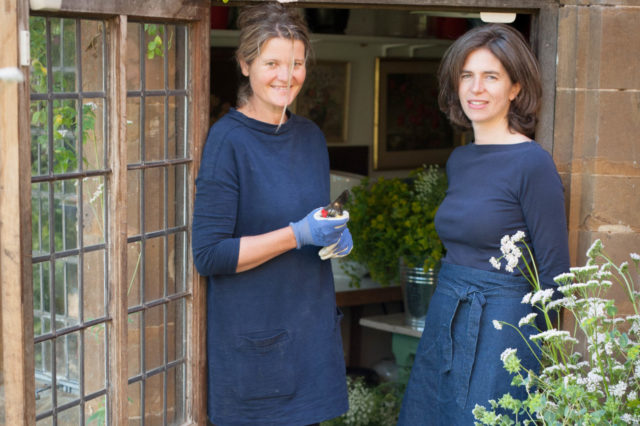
[399,142,570,425]
[192,109,348,425]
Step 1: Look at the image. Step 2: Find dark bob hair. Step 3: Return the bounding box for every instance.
[438,24,542,137]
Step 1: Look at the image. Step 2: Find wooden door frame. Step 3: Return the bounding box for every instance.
[0,0,35,424]
[1,0,210,424]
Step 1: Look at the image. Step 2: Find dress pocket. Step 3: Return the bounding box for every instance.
[233,329,296,401]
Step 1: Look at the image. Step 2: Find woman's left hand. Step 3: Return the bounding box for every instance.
[318,228,353,260]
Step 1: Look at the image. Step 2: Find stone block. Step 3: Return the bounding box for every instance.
[571,90,599,159]
[551,89,577,170]
[600,7,640,89]
[556,7,579,89]
[589,175,640,233]
[595,91,640,163]
[558,5,640,90]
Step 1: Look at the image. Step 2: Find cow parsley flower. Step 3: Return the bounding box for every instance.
[611,381,627,398]
[518,313,537,327]
[553,272,575,285]
[490,257,501,270]
[530,288,554,305]
[511,231,525,242]
[586,239,603,258]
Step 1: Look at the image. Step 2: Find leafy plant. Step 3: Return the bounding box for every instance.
[343,165,447,287]
[322,376,406,426]
[474,233,640,425]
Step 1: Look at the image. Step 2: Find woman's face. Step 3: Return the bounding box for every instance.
[457,47,520,130]
[240,37,306,120]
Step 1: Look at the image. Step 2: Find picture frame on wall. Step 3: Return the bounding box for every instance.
[295,60,350,143]
[374,58,462,170]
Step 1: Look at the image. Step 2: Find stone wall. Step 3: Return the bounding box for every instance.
[554,1,640,313]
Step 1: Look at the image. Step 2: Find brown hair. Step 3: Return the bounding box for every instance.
[437,24,542,137]
[235,2,312,108]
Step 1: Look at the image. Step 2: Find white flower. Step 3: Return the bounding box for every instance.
[553,272,575,285]
[576,361,589,369]
[598,280,613,289]
[585,369,604,393]
[493,320,503,330]
[518,313,537,327]
[489,257,501,270]
[90,183,104,204]
[547,298,569,310]
[530,288,554,305]
[631,253,640,261]
[570,265,599,276]
[511,231,525,242]
[621,413,634,424]
[585,298,607,318]
[586,239,604,258]
[500,347,517,363]
[543,364,564,375]
[611,381,627,398]
[521,292,532,304]
[628,390,637,401]
[505,252,520,272]
[530,329,573,343]
[500,241,516,257]
[558,282,589,294]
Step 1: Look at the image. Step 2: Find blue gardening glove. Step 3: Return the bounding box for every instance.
[318,227,353,260]
[290,207,349,249]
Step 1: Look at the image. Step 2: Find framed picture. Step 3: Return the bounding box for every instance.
[374,58,461,170]
[295,60,350,143]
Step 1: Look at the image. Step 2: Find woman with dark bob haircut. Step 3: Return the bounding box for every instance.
[398,24,569,425]
[438,23,542,137]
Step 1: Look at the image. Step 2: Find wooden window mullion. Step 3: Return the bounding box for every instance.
[106,14,129,426]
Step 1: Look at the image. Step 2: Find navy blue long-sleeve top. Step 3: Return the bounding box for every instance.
[435,141,570,292]
[192,109,348,425]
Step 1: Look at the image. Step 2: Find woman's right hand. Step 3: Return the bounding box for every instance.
[290,208,349,249]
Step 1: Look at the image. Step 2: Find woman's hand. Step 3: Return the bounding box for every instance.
[289,208,349,249]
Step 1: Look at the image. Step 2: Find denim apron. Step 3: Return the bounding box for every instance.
[398,262,540,426]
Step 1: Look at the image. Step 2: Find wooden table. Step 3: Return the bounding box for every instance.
[335,286,403,367]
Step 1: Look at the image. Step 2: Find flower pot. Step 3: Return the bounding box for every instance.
[400,261,439,331]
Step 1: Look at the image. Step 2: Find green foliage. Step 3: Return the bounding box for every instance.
[344,165,447,287]
[322,376,406,426]
[144,24,173,60]
[476,235,640,425]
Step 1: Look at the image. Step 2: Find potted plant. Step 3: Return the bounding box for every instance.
[342,165,447,327]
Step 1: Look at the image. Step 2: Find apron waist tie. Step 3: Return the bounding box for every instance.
[440,289,487,408]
